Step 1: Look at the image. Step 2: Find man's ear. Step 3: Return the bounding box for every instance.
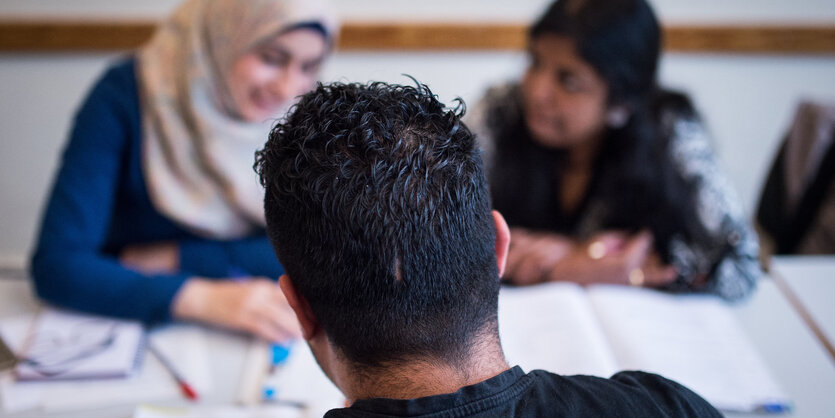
[492,210,510,277]
[279,274,319,341]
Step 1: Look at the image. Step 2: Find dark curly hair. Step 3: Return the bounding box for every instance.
[254,80,500,370]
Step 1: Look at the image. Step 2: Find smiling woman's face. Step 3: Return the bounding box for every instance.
[521,34,610,149]
[225,28,327,122]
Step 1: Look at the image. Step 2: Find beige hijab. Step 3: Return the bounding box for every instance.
[138,0,337,238]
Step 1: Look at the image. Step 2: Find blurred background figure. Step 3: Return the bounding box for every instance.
[757,100,835,256]
[468,0,761,300]
[29,0,338,342]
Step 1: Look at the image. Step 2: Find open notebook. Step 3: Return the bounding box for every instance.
[16,309,145,381]
[498,282,792,414]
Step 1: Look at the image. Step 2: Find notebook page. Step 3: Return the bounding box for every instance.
[1,320,212,413]
[586,285,790,412]
[498,282,619,377]
[16,308,144,381]
[41,324,213,412]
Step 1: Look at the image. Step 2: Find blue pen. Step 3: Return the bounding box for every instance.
[262,343,292,401]
[754,402,792,414]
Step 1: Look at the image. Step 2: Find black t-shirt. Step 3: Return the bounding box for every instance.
[324,366,721,417]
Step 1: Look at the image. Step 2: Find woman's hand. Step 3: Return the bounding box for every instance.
[172,278,301,343]
[546,230,677,287]
[120,242,179,274]
[504,228,575,285]
[640,252,678,287]
[503,228,677,287]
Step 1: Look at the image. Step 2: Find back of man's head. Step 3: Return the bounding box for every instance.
[255,80,500,370]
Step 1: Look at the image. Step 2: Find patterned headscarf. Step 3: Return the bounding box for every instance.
[138,0,338,238]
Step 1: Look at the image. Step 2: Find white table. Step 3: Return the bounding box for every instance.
[0,278,253,418]
[2,273,835,417]
[771,256,835,363]
[730,275,835,418]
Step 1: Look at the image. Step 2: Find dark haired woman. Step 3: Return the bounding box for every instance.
[30,0,338,340]
[469,0,760,300]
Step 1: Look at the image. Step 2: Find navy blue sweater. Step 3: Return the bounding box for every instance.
[30,58,283,324]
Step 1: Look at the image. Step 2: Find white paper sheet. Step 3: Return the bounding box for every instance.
[498,282,619,377]
[134,404,307,418]
[587,285,792,413]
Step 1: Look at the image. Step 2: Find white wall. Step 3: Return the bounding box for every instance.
[1,1,835,266]
[2,0,835,23]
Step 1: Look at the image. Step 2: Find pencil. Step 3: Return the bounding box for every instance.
[147,341,199,401]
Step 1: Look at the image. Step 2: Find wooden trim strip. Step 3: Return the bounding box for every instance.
[665,25,835,54]
[0,21,154,52]
[0,21,833,54]
[339,23,527,50]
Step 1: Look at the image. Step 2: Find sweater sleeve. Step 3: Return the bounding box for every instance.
[30,62,188,325]
[179,234,284,279]
[662,115,762,301]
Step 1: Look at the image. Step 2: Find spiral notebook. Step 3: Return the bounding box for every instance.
[15,309,145,381]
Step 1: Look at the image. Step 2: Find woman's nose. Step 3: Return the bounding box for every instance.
[270,68,307,103]
[525,70,555,104]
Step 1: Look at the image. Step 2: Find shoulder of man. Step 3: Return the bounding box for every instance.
[523,369,722,418]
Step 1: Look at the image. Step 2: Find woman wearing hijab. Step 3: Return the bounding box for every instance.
[30,0,338,342]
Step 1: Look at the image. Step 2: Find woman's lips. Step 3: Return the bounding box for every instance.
[251,90,282,113]
[528,112,558,129]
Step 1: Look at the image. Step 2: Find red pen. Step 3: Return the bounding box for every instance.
[147,341,199,401]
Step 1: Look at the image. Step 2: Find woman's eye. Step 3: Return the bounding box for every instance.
[559,72,581,92]
[260,50,288,66]
[302,60,322,75]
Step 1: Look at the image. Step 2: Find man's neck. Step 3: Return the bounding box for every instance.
[343,339,510,403]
